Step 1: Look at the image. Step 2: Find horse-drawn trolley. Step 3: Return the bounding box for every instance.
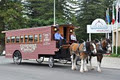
[2,24,75,67]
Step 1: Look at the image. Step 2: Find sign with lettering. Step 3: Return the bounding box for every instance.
[87,19,112,33]
[20,44,37,53]
[43,33,50,45]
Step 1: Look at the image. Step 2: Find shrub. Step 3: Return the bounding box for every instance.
[113,46,120,55]
[109,54,120,57]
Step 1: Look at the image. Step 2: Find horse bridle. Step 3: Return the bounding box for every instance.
[97,40,111,52]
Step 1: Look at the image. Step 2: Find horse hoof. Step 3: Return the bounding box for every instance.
[97,70,102,72]
[84,69,88,72]
[80,70,84,73]
[90,68,94,70]
[75,67,78,70]
[71,67,76,70]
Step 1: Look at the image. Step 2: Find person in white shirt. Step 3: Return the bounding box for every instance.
[70,32,77,43]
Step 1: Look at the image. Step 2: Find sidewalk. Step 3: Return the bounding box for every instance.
[91,57,120,69]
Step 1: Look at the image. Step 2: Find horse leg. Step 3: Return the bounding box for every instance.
[71,54,76,70]
[89,55,94,70]
[97,54,103,72]
[83,58,88,72]
[80,58,84,72]
[73,55,78,70]
[80,53,88,72]
[71,55,74,70]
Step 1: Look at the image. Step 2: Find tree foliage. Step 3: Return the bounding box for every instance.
[25,0,80,27]
[0,0,28,30]
[25,0,66,27]
[0,0,115,44]
[0,0,28,45]
[76,0,115,42]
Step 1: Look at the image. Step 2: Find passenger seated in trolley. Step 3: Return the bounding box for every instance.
[70,30,77,44]
[54,29,64,48]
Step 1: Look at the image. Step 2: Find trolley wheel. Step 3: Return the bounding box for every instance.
[59,59,68,64]
[36,57,44,64]
[48,56,54,68]
[13,51,22,64]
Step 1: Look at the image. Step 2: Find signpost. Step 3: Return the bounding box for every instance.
[87,18,112,41]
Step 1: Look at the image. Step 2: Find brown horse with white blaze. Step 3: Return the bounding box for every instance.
[89,39,112,72]
[69,41,97,72]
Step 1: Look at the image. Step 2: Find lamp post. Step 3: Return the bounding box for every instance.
[115,0,120,54]
[112,2,115,54]
[53,0,56,26]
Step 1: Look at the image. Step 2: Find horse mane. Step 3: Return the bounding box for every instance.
[101,38,111,43]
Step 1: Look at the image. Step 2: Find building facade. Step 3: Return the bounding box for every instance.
[113,0,120,47]
[113,23,120,46]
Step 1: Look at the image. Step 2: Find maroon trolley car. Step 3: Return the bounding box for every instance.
[2,24,75,67]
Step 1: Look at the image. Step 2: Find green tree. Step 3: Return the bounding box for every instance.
[25,0,80,27]
[25,0,66,27]
[76,0,115,42]
[0,0,28,30]
[0,0,28,50]
[64,0,80,26]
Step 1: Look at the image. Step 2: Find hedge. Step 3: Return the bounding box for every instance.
[113,46,120,55]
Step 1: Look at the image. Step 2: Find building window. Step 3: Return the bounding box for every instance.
[16,36,20,43]
[34,35,38,43]
[25,35,28,43]
[6,37,11,43]
[39,34,42,42]
[11,36,15,43]
[28,35,33,43]
[20,36,24,43]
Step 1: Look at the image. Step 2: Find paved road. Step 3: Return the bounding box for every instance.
[0,56,120,80]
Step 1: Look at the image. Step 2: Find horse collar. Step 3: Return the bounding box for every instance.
[99,43,103,50]
[83,42,86,51]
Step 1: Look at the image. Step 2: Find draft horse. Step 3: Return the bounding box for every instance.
[69,41,97,72]
[89,39,112,72]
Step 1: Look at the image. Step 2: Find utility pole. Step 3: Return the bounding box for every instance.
[53,0,56,26]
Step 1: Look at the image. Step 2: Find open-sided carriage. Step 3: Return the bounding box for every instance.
[2,24,75,67]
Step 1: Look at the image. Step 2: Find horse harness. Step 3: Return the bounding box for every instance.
[77,42,87,55]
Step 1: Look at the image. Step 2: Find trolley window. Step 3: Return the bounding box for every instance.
[11,36,15,43]
[34,35,38,43]
[25,35,28,43]
[20,36,24,43]
[28,35,33,43]
[39,34,42,42]
[6,37,11,43]
[16,36,20,43]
